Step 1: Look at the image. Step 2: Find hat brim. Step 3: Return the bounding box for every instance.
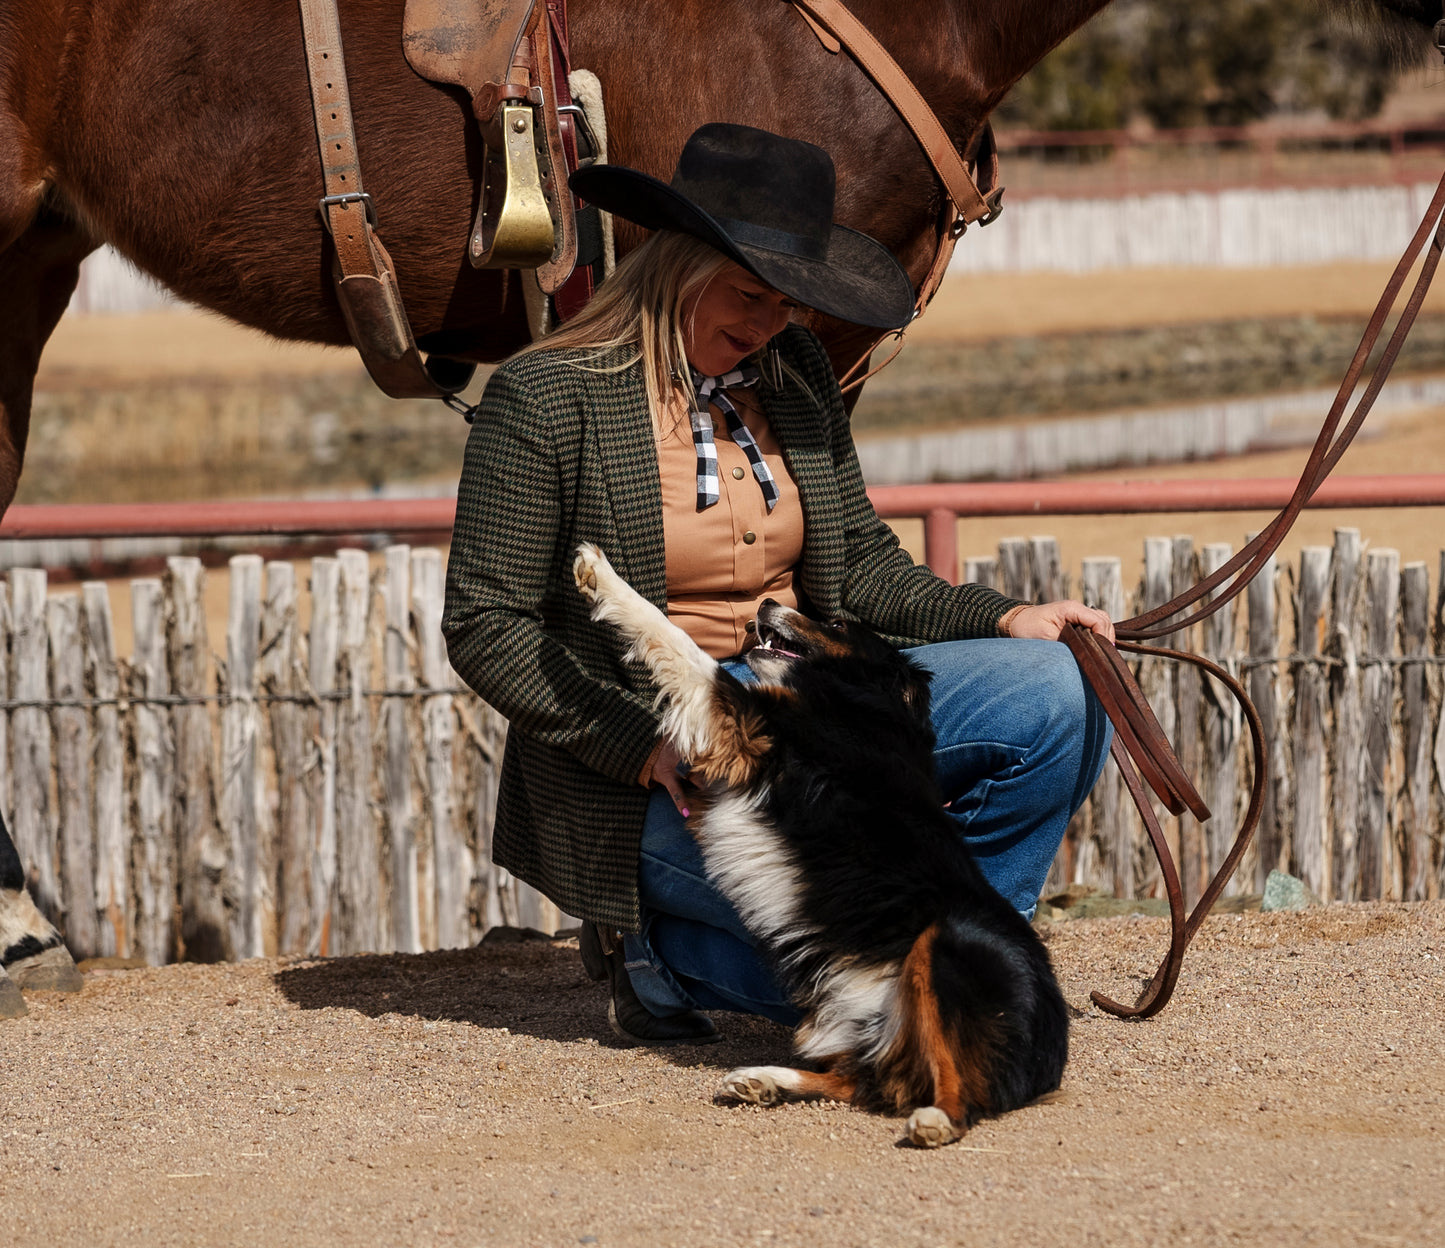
[570,164,915,331]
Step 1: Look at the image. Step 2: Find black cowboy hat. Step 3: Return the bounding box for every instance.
[569,123,915,330]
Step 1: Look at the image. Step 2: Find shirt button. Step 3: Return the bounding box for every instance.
[732,466,746,480]
[742,530,757,545]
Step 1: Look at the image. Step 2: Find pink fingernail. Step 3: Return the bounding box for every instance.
[681,807,691,818]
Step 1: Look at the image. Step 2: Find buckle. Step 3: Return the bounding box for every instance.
[978,187,1005,227]
[557,103,600,163]
[950,187,1005,238]
[318,191,377,231]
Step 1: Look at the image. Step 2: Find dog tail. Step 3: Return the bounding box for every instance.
[886,915,1068,1126]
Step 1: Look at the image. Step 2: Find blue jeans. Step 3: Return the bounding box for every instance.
[622,638,1112,1026]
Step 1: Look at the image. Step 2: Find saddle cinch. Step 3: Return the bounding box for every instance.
[297,0,601,401]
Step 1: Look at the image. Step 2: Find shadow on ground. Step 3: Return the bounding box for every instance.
[272,929,793,1071]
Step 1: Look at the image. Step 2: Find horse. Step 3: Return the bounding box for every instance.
[1,0,1438,994]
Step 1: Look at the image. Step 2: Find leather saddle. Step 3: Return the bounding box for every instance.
[403,0,582,294]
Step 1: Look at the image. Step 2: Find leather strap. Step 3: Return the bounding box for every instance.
[784,1,1003,392]
[790,0,999,227]
[546,0,599,320]
[836,123,998,394]
[297,0,471,398]
[1075,166,1445,1019]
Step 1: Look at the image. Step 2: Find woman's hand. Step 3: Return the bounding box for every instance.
[650,740,693,816]
[1000,600,1115,644]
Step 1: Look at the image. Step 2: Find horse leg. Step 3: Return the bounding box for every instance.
[0,210,95,1005]
[0,208,96,512]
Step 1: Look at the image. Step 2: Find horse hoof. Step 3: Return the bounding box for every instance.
[718,1068,783,1106]
[0,967,26,1019]
[906,1106,960,1149]
[8,943,84,993]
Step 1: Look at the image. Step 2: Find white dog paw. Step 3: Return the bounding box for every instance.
[572,543,609,600]
[718,1068,784,1106]
[906,1105,961,1149]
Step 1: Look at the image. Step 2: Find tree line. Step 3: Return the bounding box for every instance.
[999,0,1421,132]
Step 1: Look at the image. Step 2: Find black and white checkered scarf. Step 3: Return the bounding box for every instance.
[688,364,779,513]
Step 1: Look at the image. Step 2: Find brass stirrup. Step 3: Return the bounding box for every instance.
[471,93,557,270]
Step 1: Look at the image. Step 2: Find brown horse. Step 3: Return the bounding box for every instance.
[0,0,1438,980]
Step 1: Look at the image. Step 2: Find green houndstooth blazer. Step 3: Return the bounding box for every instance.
[442,324,1023,932]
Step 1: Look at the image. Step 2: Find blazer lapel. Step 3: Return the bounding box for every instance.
[762,371,843,615]
[587,359,668,608]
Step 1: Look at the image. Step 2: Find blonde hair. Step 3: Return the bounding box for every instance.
[514,231,803,435]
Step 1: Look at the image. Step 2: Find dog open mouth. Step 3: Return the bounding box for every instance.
[752,617,805,661]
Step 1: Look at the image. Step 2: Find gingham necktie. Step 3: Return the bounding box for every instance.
[689,364,779,513]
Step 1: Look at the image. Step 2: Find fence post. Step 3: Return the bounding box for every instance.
[1436,551,1445,900]
[1247,551,1287,890]
[1199,543,1241,889]
[963,556,1000,592]
[1360,549,1400,900]
[1400,561,1432,902]
[10,569,57,922]
[335,548,381,954]
[1030,537,1064,602]
[1292,547,1332,898]
[998,538,1032,602]
[383,545,421,954]
[83,583,127,958]
[1329,528,1364,901]
[260,561,310,954]
[1171,536,1204,906]
[221,554,263,958]
[48,594,98,958]
[413,548,470,948]
[307,557,340,956]
[131,578,174,965]
[0,581,10,833]
[1138,537,1177,897]
[1081,555,1129,896]
[167,556,228,962]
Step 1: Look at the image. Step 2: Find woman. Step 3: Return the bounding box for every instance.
[443,124,1114,1045]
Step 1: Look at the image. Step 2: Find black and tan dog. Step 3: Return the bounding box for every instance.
[573,543,1067,1147]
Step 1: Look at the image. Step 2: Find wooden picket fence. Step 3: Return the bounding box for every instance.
[3,528,1443,966]
[972,531,1445,907]
[2,548,561,966]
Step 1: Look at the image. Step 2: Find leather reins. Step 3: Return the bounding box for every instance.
[1068,167,1445,1019]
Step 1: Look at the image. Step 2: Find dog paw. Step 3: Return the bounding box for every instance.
[718,1068,784,1106]
[573,543,606,599]
[906,1105,961,1149]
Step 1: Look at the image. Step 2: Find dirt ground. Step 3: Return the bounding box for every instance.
[3,902,1442,1247]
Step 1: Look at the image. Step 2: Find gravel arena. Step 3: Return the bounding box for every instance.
[2,903,1442,1247]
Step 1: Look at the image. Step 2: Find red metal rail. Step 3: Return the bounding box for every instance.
[4,474,1442,583]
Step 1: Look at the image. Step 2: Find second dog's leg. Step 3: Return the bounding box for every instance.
[573,543,721,758]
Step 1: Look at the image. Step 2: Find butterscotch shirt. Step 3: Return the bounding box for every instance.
[657,389,804,659]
